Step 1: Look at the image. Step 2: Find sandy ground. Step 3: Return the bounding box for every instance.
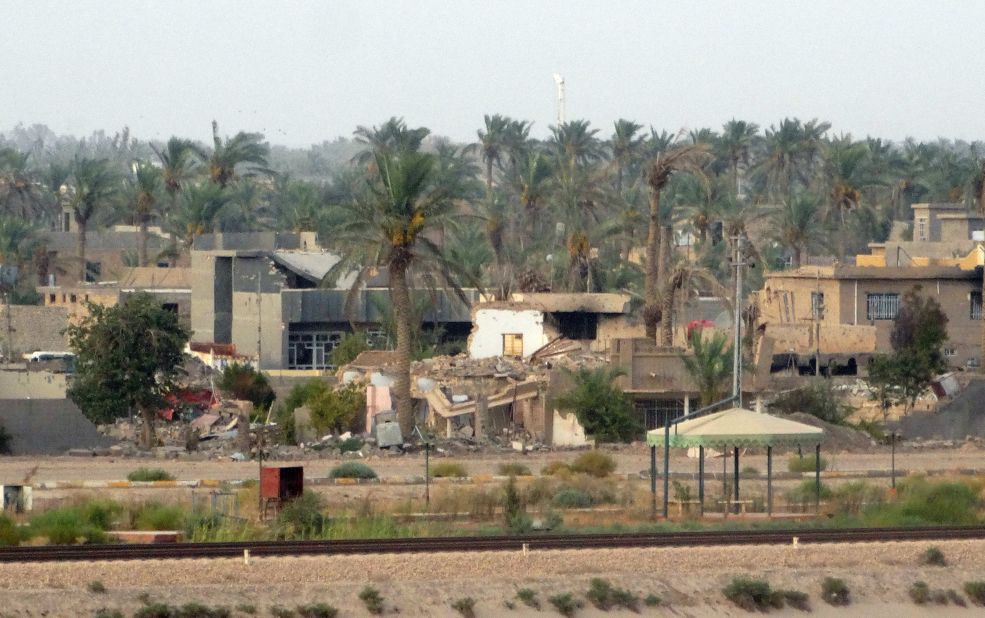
[2,446,983,485]
[0,539,982,616]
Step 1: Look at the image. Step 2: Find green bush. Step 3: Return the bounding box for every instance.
[134,603,176,618]
[964,581,985,606]
[497,462,532,476]
[644,593,661,607]
[780,590,810,611]
[127,468,175,482]
[820,577,850,606]
[235,604,257,615]
[0,514,20,546]
[269,607,295,618]
[920,546,946,566]
[329,462,378,479]
[88,580,107,593]
[542,461,572,476]
[296,603,337,618]
[359,586,385,615]
[273,491,326,539]
[503,476,531,533]
[552,488,594,509]
[740,465,759,478]
[787,454,827,473]
[451,597,476,618]
[134,503,186,531]
[175,602,231,618]
[330,332,372,368]
[217,363,275,412]
[831,481,884,514]
[555,366,641,442]
[770,379,850,424]
[723,577,775,611]
[338,436,364,453]
[898,481,981,525]
[586,578,638,611]
[517,588,540,609]
[28,504,112,544]
[785,479,832,508]
[307,384,366,435]
[569,451,616,478]
[430,462,468,478]
[548,592,583,617]
[909,581,930,604]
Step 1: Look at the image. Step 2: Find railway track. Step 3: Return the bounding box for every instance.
[0,525,983,562]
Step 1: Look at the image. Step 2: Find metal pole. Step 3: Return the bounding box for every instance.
[767,446,773,516]
[698,445,705,517]
[425,442,431,508]
[891,431,896,489]
[663,417,670,518]
[723,447,728,513]
[733,446,740,515]
[732,236,743,408]
[649,445,657,519]
[815,444,822,514]
[256,273,262,371]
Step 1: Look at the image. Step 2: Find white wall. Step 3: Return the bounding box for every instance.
[468,309,547,359]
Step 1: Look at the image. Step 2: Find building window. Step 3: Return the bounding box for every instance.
[48,294,55,304]
[944,347,957,358]
[811,292,825,320]
[917,217,928,241]
[503,333,524,358]
[972,291,982,320]
[287,331,344,370]
[69,294,77,303]
[866,293,900,320]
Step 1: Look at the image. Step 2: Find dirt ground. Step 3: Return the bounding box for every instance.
[2,444,983,485]
[0,539,982,616]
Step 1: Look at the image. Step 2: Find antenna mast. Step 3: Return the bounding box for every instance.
[553,73,565,124]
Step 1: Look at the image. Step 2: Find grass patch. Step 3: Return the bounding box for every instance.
[864,478,981,526]
[269,607,296,618]
[785,479,832,509]
[920,546,946,566]
[965,581,985,606]
[359,586,385,615]
[548,592,583,616]
[430,461,468,478]
[740,465,760,478]
[723,577,777,611]
[235,604,257,615]
[497,462,532,476]
[552,488,594,509]
[779,589,810,611]
[27,501,116,544]
[0,514,20,546]
[909,581,930,604]
[451,597,476,618]
[88,580,107,593]
[127,468,175,482]
[175,602,231,617]
[94,610,123,618]
[338,437,364,453]
[542,461,572,477]
[134,503,186,531]
[788,454,827,473]
[517,588,540,609]
[820,577,850,606]
[586,578,638,611]
[644,593,661,606]
[328,462,378,479]
[569,451,616,477]
[296,602,337,618]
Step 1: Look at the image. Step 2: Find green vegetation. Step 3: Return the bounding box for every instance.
[359,586,386,615]
[497,462,531,476]
[269,607,295,618]
[503,475,530,532]
[555,367,640,442]
[329,332,373,368]
[820,577,850,606]
[541,461,572,476]
[296,603,338,618]
[235,604,257,615]
[93,609,123,618]
[217,363,275,414]
[552,488,594,509]
[681,329,733,407]
[338,436,364,453]
[723,577,779,611]
[547,592,583,617]
[964,581,985,606]
[450,597,476,618]
[133,503,186,531]
[569,451,616,477]
[127,468,175,482]
[920,546,946,566]
[328,462,378,479]
[87,580,107,593]
[909,581,931,604]
[430,461,468,478]
[780,590,811,611]
[66,293,190,448]
[516,588,540,609]
[586,578,639,611]
[787,453,828,473]
[644,593,661,607]
[770,379,850,424]
[0,514,19,546]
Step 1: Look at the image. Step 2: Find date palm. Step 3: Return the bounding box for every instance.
[353,117,430,164]
[644,144,712,339]
[0,147,45,221]
[717,119,759,197]
[169,183,231,248]
[771,193,824,269]
[550,120,602,171]
[329,150,465,435]
[128,161,162,266]
[681,328,733,407]
[469,114,511,197]
[208,120,270,188]
[609,119,646,193]
[66,157,121,281]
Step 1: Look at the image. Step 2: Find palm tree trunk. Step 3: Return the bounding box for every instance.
[138,216,149,267]
[657,224,673,295]
[140,405,155,449]
[792,246,802,269]
[644,188,661,338]
[485,159,494,198]
[389,257,415,435]
[76,217,87,282]
[659,280,675,347]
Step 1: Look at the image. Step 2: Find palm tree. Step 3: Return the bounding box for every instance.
[0,147,44,221]
[761,118,804,200]
[469,114,510,197]
[66,157,120,281]
[152,137,205,254]
[208,121,270,188]
[330,150,465,435]
[717,119,759,197]
[609,119,646,193]
[352,117,430,164]
[643,144,711,339]
[771,194,824,268]
[169,183,231,248]
[514,150,554,244]
[128,161,162,266]
[0,215,40,270]
[680,329,733,407]
[658,262,723,346]
[550,120,602,170]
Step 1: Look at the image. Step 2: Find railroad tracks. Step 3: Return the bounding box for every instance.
[0,526,982,563]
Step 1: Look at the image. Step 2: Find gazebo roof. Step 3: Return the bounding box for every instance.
[646,407,824,448]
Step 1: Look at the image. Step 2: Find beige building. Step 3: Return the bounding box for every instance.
[37,267,191,325]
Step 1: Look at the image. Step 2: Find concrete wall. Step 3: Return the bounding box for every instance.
[0,370,67,398]
[0,305,71,356]
[0,399,110,454]
[609,338,697,395]
[468,309,547,359]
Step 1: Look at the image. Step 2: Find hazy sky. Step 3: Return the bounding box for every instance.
[3,1,985,147]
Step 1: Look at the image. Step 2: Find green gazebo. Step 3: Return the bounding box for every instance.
[646,407,825,516]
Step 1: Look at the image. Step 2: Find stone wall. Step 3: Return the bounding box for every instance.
[0,305,71,357]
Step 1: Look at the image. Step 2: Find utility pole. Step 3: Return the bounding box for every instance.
[2,291,12,363]
[814,268,821,377]
[256,271,262,371]
[732,236,745,407]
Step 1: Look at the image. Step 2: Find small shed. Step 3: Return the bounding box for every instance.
[647,407,824,516]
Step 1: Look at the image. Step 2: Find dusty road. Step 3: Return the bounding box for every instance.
[0,539,981,616]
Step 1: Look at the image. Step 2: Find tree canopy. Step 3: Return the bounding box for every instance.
[555,366,641,442]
